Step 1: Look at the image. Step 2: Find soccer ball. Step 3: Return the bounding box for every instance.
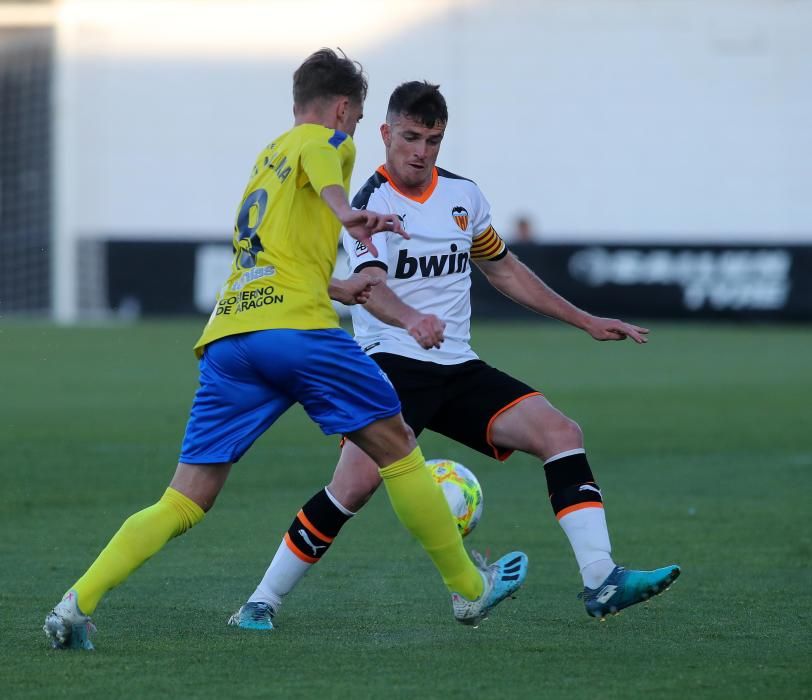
[427,459,483,537]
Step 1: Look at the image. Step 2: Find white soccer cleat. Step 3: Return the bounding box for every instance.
[452,551,528,627]
[43,590,96,651]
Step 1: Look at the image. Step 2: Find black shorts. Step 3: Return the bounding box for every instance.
[371,353,542,461]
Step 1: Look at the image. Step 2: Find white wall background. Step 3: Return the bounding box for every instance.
[55,0,811,244]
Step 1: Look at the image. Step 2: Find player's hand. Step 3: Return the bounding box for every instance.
[341,209,408,257]
[405,312,446,349]
[585,316,649,344]
[333,273,380,306]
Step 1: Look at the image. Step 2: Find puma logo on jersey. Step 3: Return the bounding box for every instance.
[452,206,469,231]
[394,244,470,279]
[298,529,327,557]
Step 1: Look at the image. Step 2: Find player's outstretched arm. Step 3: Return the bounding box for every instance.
[355,266,446,349]
[475,252,649,344]
[321,185,407,257]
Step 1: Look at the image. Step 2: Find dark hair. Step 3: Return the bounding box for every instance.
[292,48,368,108]
[386,81,448,128]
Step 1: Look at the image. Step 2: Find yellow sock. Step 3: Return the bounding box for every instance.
[71,487,204,614]
[379,447,483,600]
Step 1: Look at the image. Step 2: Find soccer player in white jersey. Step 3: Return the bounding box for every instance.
[228,81,679,631]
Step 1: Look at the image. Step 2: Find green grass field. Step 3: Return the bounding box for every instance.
[2,320,811,699]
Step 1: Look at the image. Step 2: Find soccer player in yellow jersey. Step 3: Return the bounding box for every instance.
[43,50,527,651]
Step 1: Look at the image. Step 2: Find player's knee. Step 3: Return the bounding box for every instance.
[557,415,583,446]
[373,414,416,451]
[348,414,416,466]
[532,411,583,459]
[399,421,417,449]
[383,420,418,461]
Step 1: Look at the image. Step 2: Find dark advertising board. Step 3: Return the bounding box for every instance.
[472,243,812,321]
[106,241,812,320]
[107,241,199,315]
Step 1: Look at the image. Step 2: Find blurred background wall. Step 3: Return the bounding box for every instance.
[1,0,810,320]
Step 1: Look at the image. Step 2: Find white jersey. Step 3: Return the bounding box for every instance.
[342,165,507,365]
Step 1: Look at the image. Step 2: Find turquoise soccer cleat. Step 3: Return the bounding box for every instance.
[43,590,96,651]
[581,564,681,620]
[227,601,275,631]
[452,550,528,627]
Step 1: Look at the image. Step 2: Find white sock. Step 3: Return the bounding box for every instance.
[558,506,616,589]
[247,488,357,612]
[247,539,311,612]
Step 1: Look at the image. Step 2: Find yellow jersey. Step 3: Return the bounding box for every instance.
[194,124,356,356]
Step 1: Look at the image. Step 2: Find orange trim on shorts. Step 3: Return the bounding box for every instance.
[284,532,318,564]
[556,502,604,520]
[485,391,543,462]
[297,509,334,543]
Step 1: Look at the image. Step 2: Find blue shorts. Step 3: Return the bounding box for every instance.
[179,328,401,464]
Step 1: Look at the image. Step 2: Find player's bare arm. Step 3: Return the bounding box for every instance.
[321,185,407,257]
[359,266,446,349]
[475,252,649,344]
[328,273,380,305]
